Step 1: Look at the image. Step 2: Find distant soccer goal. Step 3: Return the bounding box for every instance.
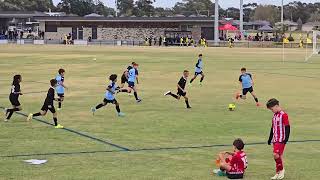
[305,30,320,62]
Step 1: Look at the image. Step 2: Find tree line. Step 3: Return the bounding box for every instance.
[1,0,320,24]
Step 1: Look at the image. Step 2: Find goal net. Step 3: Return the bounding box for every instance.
[305,30,320,62]
[313,30,320,55]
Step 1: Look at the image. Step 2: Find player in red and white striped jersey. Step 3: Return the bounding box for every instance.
[214,138,248,179]
[267,98,291,180]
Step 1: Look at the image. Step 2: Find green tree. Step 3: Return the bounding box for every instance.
[117,0,134,16]
[57,0,95,16]
[173,0,213,16]
[133,0,155,17]
[253,5,280,25]
[0,0,54,11]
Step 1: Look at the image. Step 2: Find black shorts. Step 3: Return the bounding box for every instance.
[195,71,203,76]
[121,74,128,84]
[177,89,187,97]
[57,93,64,98]
[9,95,20,106]
[242,87,253,95]
[128,81,135,88]
[103,98,118,104]
[41,104,56,113]
[226,172,244,179]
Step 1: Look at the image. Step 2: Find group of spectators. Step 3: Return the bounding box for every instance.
[144,35,208,47]
[0,29,45,40]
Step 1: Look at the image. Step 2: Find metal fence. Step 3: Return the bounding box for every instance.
[0,39,314,49]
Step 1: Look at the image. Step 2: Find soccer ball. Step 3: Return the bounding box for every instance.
[228,103,236,111]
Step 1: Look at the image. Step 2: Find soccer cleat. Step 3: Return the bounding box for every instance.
[27,113,33,121]
[91,107,96,115]
[277,169,285,180]
[199,82,203,86]
[55,124,64,129]
[235,93,241,100]
[270,173,279,180]
[136,99,142,103]
[187,106,192,109]
[188,83,193,87]
[118,112,125,117]
[57,108,61,111]
[4,119,8,122]
[128,93,133,96]
[164,91,171,96]
[212,169,220,174]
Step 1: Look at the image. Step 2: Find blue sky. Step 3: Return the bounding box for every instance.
[52,0,319,9]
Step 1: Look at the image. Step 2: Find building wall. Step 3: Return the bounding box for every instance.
[97,27,180,40]
[45,27,72,40]
[83,27,92,40]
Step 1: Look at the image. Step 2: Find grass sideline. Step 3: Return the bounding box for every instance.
[0,45,320,180]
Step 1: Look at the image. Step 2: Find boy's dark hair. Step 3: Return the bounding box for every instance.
[266,98,280,109]
[12,74,21,85]
[241,67,246,71]
[183,70,189,73]
[131,62,136,65]
[132,63,138,66]
[58,68,65,75]
[233,138,245,150]
[109,74,118,81]
[199,54,203,57]
[50,79,57,86]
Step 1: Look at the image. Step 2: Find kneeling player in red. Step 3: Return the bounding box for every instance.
[267,98,290,180]
[213,138,248,179]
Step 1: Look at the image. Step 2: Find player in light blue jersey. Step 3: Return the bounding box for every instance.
[190,54,205,86]
[236,67,260,106]
[55,69,67,110]
[118,63,142,103]
[91,74,125,117]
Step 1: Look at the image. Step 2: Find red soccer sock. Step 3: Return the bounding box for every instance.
[275,157,283,172]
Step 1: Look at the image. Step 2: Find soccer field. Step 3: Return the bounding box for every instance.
[0,45,320,180]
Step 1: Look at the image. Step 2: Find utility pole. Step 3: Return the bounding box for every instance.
[115,0,118,17]
[281,0,284,32]
[240,0,243,34]
[214,0,219,46]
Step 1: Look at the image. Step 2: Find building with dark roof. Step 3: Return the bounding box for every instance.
[35,16,216,41]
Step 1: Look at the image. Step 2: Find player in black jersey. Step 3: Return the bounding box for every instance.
[27,79,64,128]
[4,75,23,121]
[164,70,191,109]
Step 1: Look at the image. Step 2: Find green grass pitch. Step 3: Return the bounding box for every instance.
[0,45,320,180]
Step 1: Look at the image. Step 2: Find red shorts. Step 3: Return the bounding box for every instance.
[273,143,286,156]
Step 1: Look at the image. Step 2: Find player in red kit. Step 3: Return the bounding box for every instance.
[266,98,290,180]
[213,138,248,179]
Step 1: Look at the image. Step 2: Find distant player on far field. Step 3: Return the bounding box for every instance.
[236,67,260,106]
[4,75,23,121]
[266,98,290,180]
[91,74,125,117]
[27,79,64,129]
[55,68,67,110]
[190,54,205,86]
[164,70,191,109]
[213,138,248,179]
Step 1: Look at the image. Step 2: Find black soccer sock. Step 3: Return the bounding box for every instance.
[33,112,41,117]
[96,104,104,109]
[6,111,14,120]
[254,97,259,103]
[58,102,62,108]
[190,79,194,83]
[185,100,191,108]
[134,92,139,100]
[53,117,58,126]
[169,93,179,99]
[116,105,121,113]
[200,77,204,82]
